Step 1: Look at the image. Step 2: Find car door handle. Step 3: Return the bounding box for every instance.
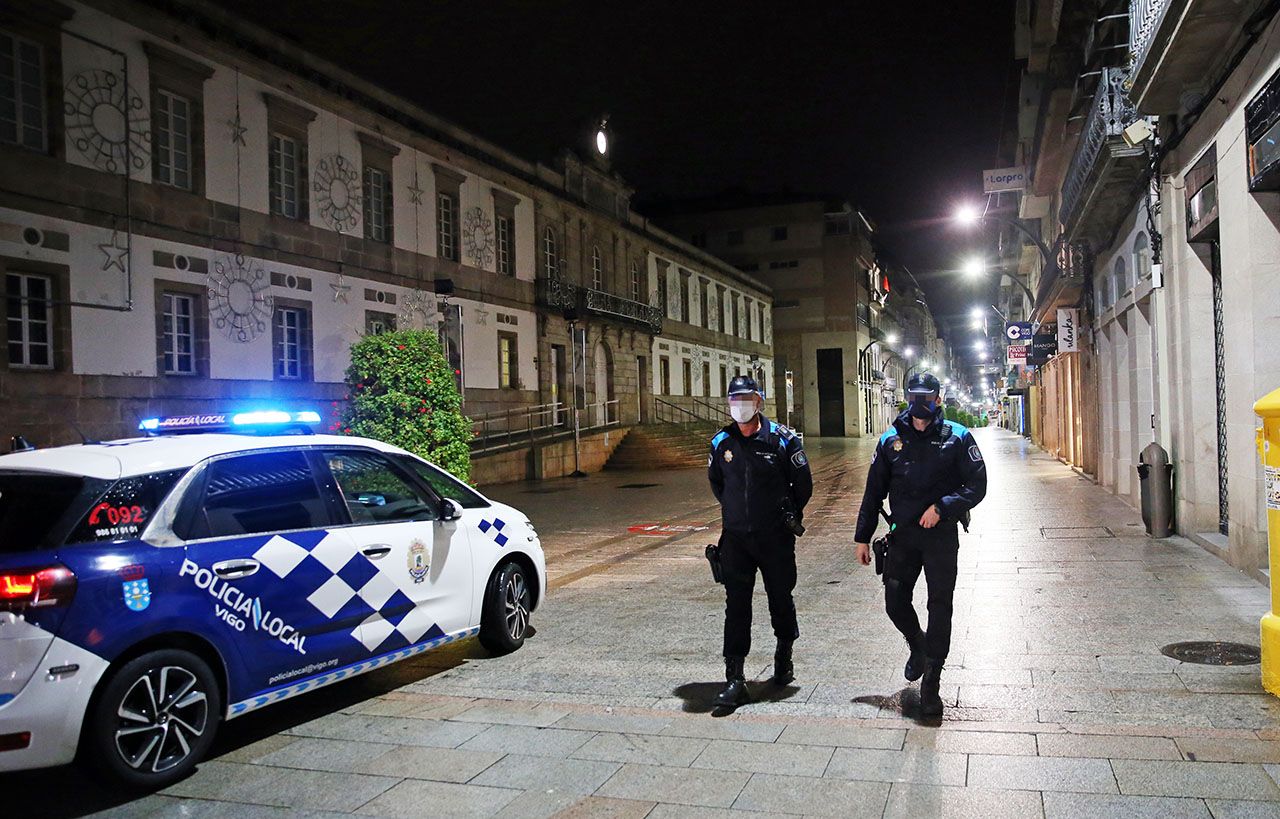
[362,545,392,560]
[212,559,259,580]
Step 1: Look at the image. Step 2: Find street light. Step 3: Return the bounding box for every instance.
[963,258,985,279]
[885,331,900,345]
[953,203,1055,314]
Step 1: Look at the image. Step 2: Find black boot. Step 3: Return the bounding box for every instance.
[919,659,945,717]
[903,631,927,682]
[714,656,749,708]
[772,640,795,685]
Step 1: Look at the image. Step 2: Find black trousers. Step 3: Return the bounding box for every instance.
[721,527,799,658]
[883,522,960,661]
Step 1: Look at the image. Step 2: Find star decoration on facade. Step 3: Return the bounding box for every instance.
[407,175,424,206]
[330,273,352,303]
[474,307,489,326]
[98,230,129,273]
[226,112,247,146]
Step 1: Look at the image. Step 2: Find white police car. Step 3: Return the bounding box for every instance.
[0,410,544,787]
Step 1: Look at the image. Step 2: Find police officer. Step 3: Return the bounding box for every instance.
[853,372,986,717]
[708,375,813,708]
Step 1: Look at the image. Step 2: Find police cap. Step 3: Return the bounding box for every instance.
[906,372,942,396]
[727,375,762,397]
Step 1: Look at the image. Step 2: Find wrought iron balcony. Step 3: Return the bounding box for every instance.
[584,288,664,334]
[1129,0,1266,113]
[537,277,664,334]
[1059,67,1146,246]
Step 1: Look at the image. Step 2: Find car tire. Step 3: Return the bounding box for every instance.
[479,561,532,655]
[82,648,221,790]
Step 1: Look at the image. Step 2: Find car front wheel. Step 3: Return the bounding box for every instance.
[479,561,533,655]
[83,648,220,789]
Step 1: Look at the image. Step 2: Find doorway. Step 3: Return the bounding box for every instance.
[816,348,845,437]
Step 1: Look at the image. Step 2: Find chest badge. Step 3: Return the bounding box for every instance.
[892,440,903,452]
[724,450,734,462]
[408,540,430,584]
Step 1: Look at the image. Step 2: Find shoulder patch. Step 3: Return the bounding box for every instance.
[878,428,898,445]
[791,449,808,468]
[968,444,983,462]
[711,431,729,450]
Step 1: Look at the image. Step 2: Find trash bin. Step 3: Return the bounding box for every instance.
[1255,386,1280,697]
[1136,442,1173,538]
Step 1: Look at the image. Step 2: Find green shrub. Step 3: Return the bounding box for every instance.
[335,329,473,482]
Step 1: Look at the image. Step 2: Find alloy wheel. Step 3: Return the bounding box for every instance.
[113,665,209,773]
[504,571,530,640]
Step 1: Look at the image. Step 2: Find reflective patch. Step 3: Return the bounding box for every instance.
[969,445,983,462]
[707,453,712,467]
[792,450,808,468]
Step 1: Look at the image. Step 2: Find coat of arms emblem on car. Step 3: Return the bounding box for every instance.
[408,540,430,583]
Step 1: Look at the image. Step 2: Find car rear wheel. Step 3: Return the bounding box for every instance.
[479,561,532,655]
[83,649,220,790]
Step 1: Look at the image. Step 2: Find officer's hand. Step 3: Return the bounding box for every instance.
[919,504,941,529]
[855,542,871,566]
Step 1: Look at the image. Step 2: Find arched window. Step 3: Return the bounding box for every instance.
[1095,272,1110,312]
[1112,256,1127,303]
[1133,232,1151,281]
[591,246,603,290]
[543,227,557,277]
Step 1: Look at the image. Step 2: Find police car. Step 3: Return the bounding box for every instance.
[0,410,544,787]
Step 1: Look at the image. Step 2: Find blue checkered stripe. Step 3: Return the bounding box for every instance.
[250,531,429,653]
[477,517,509,547]
[227,626,480,717]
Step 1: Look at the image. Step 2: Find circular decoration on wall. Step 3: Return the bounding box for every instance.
[463,207,494,268]
[313,154,362,233]
[208,254,274,343]
[398,288,434,329]
[64,69,150,174]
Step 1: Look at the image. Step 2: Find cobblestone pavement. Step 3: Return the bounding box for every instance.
[19,427,1280,817]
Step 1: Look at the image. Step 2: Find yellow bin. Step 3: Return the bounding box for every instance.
[1257,386,1280,697]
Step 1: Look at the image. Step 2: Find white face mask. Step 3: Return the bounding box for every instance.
[729,400,757,424]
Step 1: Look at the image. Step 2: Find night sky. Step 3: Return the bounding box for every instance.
[213,0,1017,335]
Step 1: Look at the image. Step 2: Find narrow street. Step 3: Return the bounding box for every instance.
[40,427,1280,817]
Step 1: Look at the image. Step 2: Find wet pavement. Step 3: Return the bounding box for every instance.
[22,428,1280,817]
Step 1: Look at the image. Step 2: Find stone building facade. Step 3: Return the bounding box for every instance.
[0,0,768,454]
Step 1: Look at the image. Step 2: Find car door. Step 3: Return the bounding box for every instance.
[317,448,473,653]
[178,449,367,697]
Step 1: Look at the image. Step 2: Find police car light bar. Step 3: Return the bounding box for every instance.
[138,410,322,435]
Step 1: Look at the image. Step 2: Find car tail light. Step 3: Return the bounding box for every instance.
[0,565,76,610]
[0,732,32,752]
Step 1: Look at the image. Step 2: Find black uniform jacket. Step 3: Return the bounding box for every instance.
[708,415,814,535]
[853,406,987,543]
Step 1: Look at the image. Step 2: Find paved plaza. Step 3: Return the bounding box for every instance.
[17,427,1280,817]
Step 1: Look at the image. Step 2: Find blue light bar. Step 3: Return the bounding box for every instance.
[138,410,321,435]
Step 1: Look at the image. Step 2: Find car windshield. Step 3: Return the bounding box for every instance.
[395,455,490,509]
[0,471,110,554]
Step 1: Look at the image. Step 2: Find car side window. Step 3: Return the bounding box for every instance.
[395,455,489,509]
[193,451,332,539]
[324,450,439,524]
[66,469,187,544]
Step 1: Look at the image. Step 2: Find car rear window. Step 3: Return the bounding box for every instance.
[66,469,187,544]
[395,455,489,509]
[0,472,109,554]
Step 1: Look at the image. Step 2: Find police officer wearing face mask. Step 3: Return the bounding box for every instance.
[853,373,986,717]
[708,375,813,708]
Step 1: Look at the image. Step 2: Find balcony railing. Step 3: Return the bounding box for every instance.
[537,277,664,334]
[585,288,665,334]
[1059,66,1140,234]
[1129,0,1166,77]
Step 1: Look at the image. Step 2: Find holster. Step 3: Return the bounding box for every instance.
[872,531,891,578]
[705,543,724,584]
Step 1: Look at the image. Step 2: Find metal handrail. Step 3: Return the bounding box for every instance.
[653,398,702,425]
[470,399,621,454]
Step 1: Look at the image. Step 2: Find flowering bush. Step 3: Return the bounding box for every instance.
[336,329,473,482]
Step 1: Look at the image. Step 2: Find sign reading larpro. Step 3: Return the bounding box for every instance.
[1057,308,1079,353]
[983,166,1029,194]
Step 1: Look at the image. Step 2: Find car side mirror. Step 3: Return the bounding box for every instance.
[356,493,387,507]
[439,498,463,521]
